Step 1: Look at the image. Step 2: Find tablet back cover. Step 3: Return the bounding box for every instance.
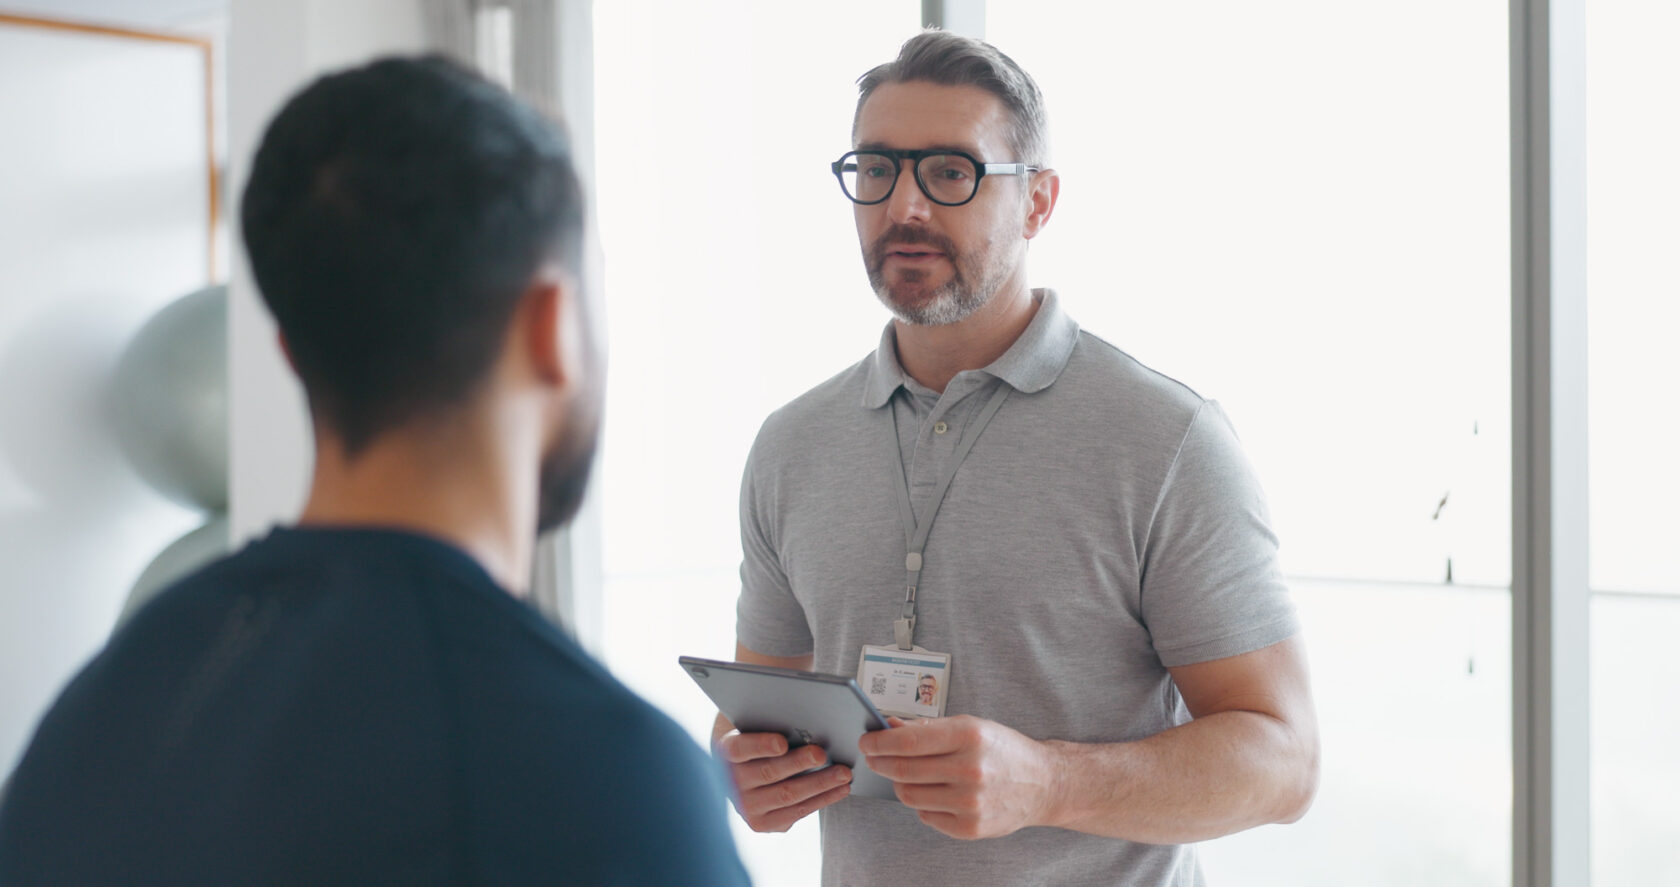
[679,657,898,801]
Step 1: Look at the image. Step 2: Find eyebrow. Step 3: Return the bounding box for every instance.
[855,141,984,156]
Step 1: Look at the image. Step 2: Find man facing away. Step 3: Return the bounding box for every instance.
[715,31,1319,885]
[0,56,749,886]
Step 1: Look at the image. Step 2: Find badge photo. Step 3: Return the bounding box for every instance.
[856,644,951,719]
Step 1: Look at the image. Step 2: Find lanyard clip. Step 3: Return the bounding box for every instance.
[895,584,916,650]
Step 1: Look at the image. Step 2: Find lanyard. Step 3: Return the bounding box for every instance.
[884,380,1013,650]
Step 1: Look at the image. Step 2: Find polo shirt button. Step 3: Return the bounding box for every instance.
[934,422,949,434]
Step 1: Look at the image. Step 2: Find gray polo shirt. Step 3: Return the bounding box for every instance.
[737,289,1298,886]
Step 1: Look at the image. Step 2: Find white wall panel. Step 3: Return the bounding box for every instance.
[0,18,210,775]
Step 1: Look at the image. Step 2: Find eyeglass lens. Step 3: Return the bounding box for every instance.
[840,152,980,205]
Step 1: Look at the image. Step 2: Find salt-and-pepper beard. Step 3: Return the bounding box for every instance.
[865,222,1020,327]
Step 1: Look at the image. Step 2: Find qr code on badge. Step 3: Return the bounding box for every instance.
[869,675,887,696]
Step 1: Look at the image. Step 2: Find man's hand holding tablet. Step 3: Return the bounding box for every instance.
[713,725,855,833]
[684,649,896,832]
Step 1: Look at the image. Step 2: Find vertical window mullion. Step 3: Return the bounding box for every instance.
[1510,1,1590,885]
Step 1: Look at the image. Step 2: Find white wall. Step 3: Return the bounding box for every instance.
[0,20,211,775]
[226,0,427,543]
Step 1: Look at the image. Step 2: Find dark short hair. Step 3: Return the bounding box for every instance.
[241,55,585,454]
[854,29,1049,167]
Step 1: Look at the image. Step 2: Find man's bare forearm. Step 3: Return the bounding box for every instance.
[1040,708,1319,844]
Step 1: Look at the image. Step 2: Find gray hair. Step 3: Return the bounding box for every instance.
[854,29,1049,167]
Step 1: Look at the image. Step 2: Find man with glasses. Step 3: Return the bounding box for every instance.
[713,30,1319,885]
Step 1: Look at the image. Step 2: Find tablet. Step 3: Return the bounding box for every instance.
[678,655,898,802]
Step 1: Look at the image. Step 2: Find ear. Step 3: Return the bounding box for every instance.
[1021,168,1060,240]
[521,269,582,393]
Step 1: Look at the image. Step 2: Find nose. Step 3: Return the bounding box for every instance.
[885,159,932,224]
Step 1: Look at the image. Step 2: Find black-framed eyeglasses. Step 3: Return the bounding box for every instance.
[831,149,1039,207]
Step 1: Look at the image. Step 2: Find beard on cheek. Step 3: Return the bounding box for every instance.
[863,217,1024,327]
[535,436,596,534]
[534,385,603,535]
[865,225,976,326]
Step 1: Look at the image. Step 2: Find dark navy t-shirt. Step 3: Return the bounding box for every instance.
[0,527,751,886]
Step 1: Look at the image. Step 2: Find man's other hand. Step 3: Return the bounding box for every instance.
[858,715,1055,840]
[714,729,853,832]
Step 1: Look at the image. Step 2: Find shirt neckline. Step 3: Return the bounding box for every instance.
[861,287,1080,409]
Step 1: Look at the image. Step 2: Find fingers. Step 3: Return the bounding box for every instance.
[730,743,828,792]
[739,765,854,832]
[715,733,855,832]
[858,714,967,757]
[914,809,981,840]
[714,730,789,764]
[892,780,967,815]
[863,749,969,785]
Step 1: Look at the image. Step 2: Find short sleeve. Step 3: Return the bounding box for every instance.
[1141,401,1299,667]
[734,430,815,657]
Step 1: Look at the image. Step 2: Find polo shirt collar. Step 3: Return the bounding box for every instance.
[861,288,1080,408]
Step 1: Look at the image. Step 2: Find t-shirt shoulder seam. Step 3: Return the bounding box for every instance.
[1075,329,1209,404]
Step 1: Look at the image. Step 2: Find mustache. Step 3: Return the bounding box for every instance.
[868,224,958,265]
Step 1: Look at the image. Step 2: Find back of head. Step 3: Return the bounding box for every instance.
[855,29,1049,167]
[240,55,586,454]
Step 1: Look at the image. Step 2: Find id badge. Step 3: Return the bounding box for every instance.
[857,644,952,719]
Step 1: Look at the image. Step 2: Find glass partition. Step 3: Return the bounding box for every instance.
[987,3,1512,882]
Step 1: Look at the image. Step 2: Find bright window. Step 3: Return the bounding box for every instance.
[584,2,1651,884]
[591,3,920,884]
[1586,2,1680,883]
[987,2,1511,883]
